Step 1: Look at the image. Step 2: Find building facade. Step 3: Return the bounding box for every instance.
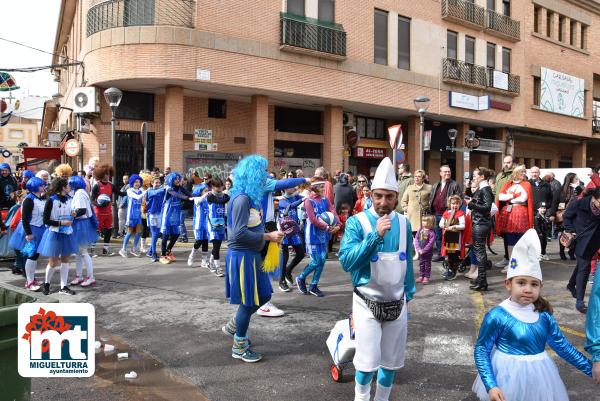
[44,0,600,181]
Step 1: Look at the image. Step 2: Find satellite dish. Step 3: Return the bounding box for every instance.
[75,92,88,108]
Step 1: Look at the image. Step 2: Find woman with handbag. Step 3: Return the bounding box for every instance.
[557,173,583,260]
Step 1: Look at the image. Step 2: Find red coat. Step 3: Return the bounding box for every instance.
[496,180,534,236]
[440,209,466,258]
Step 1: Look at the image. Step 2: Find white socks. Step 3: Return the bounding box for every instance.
[25,259,37,284]
[374,383,392,401]
[76,255,83,278]
[355,381,371,401]
[60,263,70,288]
[45,264,55,284]
[201,251,208,263]
[76,252,94,280]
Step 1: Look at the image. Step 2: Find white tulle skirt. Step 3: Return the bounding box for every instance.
[472,350,569,401]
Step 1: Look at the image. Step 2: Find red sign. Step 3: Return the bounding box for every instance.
[64,139,80,157]
[346,130,359,147]
[354,147,386,159]
[490,100,511,111]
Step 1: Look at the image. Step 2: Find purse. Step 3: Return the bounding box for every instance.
[279,204,299,236]
[559,232,576,249]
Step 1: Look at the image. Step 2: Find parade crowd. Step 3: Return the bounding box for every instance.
[1,155,600,401]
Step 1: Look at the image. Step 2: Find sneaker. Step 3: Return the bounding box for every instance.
[309,285,324,297]
[146,249,153,258]
[81,277,96,287]
[43,283,50,295]
[444,270,457,281]
[25,281,41,292]
[118,249,128,258]
[70,277,85,286]
[159,256,171,264]
[232,348,262,363]
[279,282,291,292]
[285,275,294,287]
[215,266,225,277]
[256,301,285,317]
[576,301,588,314]
[130,250,140,257]
[58,286,76,295]
[540,254,550,261]
[200,260,209,269]
[422,277,430,284]
[187,253,195,267]
[296,276,308,294]
[415,277,424,283]
[494,258,509,268]
[209,263,217,273]
[151,254,159,263]
[166,253,176,261]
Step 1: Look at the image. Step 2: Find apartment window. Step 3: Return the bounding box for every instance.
[274,107,322,135]
[356,116,386,139]
[115,91,155,121]
[558,16,565,42]
[570,20,576,45]
[502,48,511,73]
[487,0,495,9]
[447,30,458,60]
[502,0,510,16]
[546,11,552,37]
[533,76,541,106]
[208,99,226,119]
[398,16,410,70]
[486,42,496,69]
[287,0,305,16]
[534,7,540,33]
[581,25,587,49]
[318,0,334,22]
[374,9,388,65]
[465,36,475,64]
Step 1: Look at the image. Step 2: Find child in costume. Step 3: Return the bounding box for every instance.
[69,176,99,287]
[160,172,192,263]
[277,186,305,292]
[296,180,340,297]
[38,178,79,296]
[8,177,47,291]
[414,215,436,284]
[205,177,229,277]
[187,183,210,268]
[439,195,466,281]
[139,172,153,253]
[145,177,165,262]
[91,164,116,256]
[472,229,592,401]
[119,174,146,258]
[534,202,550,260]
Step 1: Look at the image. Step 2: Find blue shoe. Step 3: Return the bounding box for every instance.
[296,276,308,294]
[146,249,153,258]
[232,336,261,363]
[309,285,324,297]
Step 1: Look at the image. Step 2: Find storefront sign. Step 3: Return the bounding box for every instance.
[540,67,585,118]
[64,139,79,157]
[354,147,386,159]
[194,129,212,144]
[492,71,509,91]
[477,138,504,153]
[449,92,490,111]
[490,100,511,111]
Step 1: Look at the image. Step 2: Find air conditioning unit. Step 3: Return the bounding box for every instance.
[343,112,355,127]
[72,87,99,114]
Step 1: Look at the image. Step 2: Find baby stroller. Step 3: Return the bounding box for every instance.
[326,314,355,382]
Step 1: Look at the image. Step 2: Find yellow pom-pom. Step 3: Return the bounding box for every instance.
[262,241,280,273]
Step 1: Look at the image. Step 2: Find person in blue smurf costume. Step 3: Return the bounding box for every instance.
[472,228,593,401]
[339,157,416,401]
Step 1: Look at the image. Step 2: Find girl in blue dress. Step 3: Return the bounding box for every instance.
[206,177,229,277]
[276,186,305,292]
[9,177,47,291]
[119,174,146,258]
[159,172,191,263]
[187,183,210,268]
[38,178,79,296]
[473,229,592,401]
[69,176,99,287]
[145,177,165,262]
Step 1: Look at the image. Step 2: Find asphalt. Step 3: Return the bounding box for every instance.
[1,239,599,401]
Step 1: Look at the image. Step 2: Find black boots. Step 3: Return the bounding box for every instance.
[470,262,488,291]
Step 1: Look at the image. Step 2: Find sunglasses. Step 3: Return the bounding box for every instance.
[358,180,367,183]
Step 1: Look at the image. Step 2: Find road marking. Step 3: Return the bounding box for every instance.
[421,334,474,366]
[471,292,486,332]
[559,325,586,338]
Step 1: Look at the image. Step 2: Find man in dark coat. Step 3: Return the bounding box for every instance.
[563,187,600,313]
[333,173,357,212]
[429,165,462,261]
[529,166,556,216]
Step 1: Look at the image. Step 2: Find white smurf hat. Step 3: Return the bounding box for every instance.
[507,229,543,281]
[371,157,397,192]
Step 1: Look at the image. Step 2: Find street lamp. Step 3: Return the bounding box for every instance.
[414,96,430,170]
[104,87,122,190]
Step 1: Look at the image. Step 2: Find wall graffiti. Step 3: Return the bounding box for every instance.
[186,159,236,179]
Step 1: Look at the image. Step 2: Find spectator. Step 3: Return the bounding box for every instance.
[400,169,432,236]
[116,174,130,239]
[295,169,304,178]
[355,174,368,200]
[556,173,582,260]
[352,185,372,215]
[529,166,556,219]
[0,163,18,210]
[493,155,514,267]
[192,171,202,185]
[584,164,600,195]
[314,167,334,208]
[334,173,356,213]
[429,165,462,261]
[396,162,414,205]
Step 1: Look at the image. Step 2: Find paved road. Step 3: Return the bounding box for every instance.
[1,240,598,401]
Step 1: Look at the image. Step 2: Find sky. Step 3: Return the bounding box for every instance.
[0,0,62,100]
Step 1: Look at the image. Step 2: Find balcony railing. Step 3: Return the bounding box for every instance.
[86,0,195,37]
[441,0,485,29]
[442,58,520,95]
[485,9,520,41]
[280,12,347,59]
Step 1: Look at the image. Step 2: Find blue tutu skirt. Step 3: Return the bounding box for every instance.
[225,248,272,306]
[38,230,78,257]
[72,218,99,247]
[9,223,46,252]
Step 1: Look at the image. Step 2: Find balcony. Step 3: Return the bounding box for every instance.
[280,12,347,60]
[485,9,520,42]
[86,0,195,37]
[441,0,485,30]
[442,58,520,95]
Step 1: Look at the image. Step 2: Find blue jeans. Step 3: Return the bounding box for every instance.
[179,210,188,240]
[435,214,443,254]
[299,243,327,285]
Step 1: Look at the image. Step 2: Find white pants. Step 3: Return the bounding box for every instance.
[352,293,408,372]
[118,208,127,234]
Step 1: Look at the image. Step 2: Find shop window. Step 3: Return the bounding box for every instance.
[356,116,386,140]
[374,9,388,65]
[318,0,334,22]
[287,0,305,16]
[208,99,226,119]
[533,76,541,106]
[275,140,321,159]
[115,91,154,121]
[398,16,410,70]
[447,30,458,60]
[274,106,322,135]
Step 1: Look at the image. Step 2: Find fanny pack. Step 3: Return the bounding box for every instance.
[354,288,404,322]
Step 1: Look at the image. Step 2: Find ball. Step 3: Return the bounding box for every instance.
[318,211,337,227]
[97,194,111,206]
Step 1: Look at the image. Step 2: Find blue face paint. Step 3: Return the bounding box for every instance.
[399,252,407,261]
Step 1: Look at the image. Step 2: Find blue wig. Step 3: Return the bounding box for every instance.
[23,170,35,180]
[129,174,142,187]
[68,176,87,192]
[192,183,207,197]
[165,172,181,187]
[25,177,45,193]
[230,154,268,206]
[0,163,11,173]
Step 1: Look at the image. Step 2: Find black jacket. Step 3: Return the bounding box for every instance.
[563,195,600,259]
[428,180,462,212]
[529,179,556,216]
[468,185,494,226]
[334,175,357,211]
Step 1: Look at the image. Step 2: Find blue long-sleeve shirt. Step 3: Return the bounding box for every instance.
[338,209,416,301]
[261,178,307,223]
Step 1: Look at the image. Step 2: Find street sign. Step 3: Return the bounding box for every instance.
[140,122,148,146]
[387,124,402,149]
[395,149,405,163]
[64,139,80,157]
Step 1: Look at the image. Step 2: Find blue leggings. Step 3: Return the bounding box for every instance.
[299,243,327,285]
[235,294,271,338]
[122,231,141,251]
[356,368,395,387]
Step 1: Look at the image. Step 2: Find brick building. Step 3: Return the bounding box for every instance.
[43,0,600,181]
